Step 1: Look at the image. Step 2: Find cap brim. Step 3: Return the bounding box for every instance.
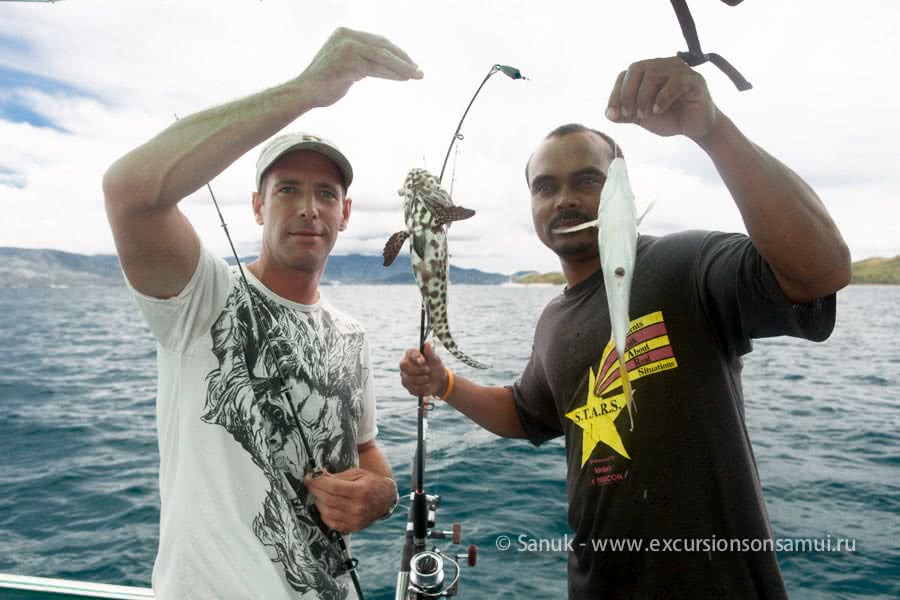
[256,138,354,191]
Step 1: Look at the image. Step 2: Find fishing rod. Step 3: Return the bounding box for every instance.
[396,7,751,594]
[395,64,525,600]
[175,115,366,599]
[439,65,526,182]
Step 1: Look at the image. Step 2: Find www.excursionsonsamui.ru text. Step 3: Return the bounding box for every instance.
[497,534,856,553]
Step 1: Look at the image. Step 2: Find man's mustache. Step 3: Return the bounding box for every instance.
[549,210,596,230]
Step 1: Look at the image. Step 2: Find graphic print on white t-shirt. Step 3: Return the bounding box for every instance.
[201,282,365,599]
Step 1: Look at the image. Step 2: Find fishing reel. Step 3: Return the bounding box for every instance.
[393,60,523,598]
[397,493,477,599]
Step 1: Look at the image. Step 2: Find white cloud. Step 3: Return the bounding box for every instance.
[1,0,898,269]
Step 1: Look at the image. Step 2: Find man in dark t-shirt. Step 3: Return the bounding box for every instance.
[399,57,851,599]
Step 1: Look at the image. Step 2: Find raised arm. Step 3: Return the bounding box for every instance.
[399,342,528,439]
[103,28,422,299]
[691,115,850,302]
[605,57,851,303]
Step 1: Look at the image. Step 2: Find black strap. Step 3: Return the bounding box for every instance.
[670,0,752,91]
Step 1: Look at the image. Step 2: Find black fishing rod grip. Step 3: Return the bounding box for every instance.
[412,490,429,543]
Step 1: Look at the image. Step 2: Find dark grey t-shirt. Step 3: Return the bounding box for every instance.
[512,231,835,599]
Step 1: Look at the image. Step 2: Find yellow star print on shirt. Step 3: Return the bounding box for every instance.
[565,365,630,465]
[565,311,681,468]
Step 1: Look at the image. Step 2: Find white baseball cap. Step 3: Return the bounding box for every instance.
[255,132,353,192]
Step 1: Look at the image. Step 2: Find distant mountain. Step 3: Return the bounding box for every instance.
[0,248,509,288]
[6,247,895,288]
[229,253,508,285]
[0,247,125,288]
[512,272,566,285]
[512,259,900,286]
[851,255,900,284]
[323,254,509,285]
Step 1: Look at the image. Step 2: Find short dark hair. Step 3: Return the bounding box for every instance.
[525,123,624,183]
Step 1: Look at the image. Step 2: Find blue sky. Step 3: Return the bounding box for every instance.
[1,0,898,274]
[0,64,89,130]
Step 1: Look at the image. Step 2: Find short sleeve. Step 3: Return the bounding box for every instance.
[355,335,378,445]
[127,246,233,353]
[510,348,563,446]
[695,232,836,357]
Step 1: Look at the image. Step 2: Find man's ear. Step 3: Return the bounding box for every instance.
[252,191,264,225]
[339,197,352,231]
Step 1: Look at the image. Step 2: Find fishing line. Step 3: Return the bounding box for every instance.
[448,135,463,200]
[438,65,527,184]
[174,115,366,599]
[394,63,526,600]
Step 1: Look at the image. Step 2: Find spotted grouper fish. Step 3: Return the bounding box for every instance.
[383,168,490,369]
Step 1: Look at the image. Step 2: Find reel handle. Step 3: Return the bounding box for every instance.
[456,545,477,567]
[432,521,461,543]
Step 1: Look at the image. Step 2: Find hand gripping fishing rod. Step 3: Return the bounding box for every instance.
[177,117,366,599]
[395,64,524,600]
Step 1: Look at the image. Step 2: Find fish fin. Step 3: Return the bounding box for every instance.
[412,232,427,260]
[636,200,655,227]
[433,205,476,227]
[554,218,599,234]
[423,305,433,340]
[382,231,409,266]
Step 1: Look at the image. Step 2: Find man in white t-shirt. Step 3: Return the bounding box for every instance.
[103,28,422,599]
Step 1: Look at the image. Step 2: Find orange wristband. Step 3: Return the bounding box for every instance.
[439,367,455,401]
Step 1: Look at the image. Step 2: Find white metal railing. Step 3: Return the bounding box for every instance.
[0,573,154,599]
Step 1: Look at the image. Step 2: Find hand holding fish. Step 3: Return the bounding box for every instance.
[296,27,423,109]
[605,57,718,141]
[399,342,449,399]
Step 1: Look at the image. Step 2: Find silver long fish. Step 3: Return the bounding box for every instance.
[383,168,490,369]
[555,157,645,429]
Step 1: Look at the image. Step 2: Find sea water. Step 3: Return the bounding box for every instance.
[0,284,897,599]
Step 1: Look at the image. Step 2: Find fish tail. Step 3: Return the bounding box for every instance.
[438,333,491,370]
[426,273,491,369]
[431,312,491,369]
